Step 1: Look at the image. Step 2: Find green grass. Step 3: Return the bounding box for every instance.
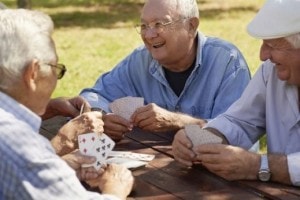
[2,0,264,97]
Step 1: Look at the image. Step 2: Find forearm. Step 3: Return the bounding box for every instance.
[269,154,291,185]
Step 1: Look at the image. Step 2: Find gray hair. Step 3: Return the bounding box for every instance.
[285,33,300,49]
[0,9,56,91]
[175,0,199,19]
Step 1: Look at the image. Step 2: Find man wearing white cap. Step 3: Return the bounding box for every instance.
[172,0,300,186]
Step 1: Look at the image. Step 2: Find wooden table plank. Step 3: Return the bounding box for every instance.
[116,138,265,200]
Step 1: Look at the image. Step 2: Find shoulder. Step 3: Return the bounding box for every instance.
[203,36,244,58]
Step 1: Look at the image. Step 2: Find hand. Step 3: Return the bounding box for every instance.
[98,164,134,200]
[42,96,91,120]
[172,129,196,167]
[194,144,260,181]
[61,149,104,181]
[131,103,179,132]
[52,111,104,155]
[103,113,133,141]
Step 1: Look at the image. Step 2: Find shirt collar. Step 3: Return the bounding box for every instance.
[196,31,207,68]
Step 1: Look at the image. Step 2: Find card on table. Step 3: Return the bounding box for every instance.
[106,157,148,169]
[184,124,222,147]
[78,133,115,170]
[109,96,144,120]
[107,151,155,169]
[108,151,155,162]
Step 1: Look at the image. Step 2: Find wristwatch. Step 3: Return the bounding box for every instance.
[91,107,107,115]
[258,154,271,182]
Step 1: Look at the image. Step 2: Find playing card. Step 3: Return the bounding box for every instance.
[78,133,116,170]
[106,157,148,169]
[109,151,155,162]
[92,133,116,170]
[78,133,98,156]
[184,124,222,147]
[109,96,144,120]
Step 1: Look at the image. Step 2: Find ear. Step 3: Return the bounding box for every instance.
[23,59,40,92]
[188,17,199,36]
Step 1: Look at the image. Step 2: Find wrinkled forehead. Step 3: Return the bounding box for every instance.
[141,0,179,22]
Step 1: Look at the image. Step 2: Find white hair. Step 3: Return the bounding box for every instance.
[0,9,56,90]
[285,33,300,49]
[175,0,199,19]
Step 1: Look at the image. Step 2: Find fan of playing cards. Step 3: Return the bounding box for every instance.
[78,133,155,170]
[109,96,144,120]
[78,133,115,170]
[185,124,222,147]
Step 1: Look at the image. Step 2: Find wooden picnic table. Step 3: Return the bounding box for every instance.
[40,116,300,200]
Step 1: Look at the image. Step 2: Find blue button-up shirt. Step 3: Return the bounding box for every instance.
[81,32,250,120]
[0,92,119,200]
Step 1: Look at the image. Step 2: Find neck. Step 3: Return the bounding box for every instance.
[164,37,198,72]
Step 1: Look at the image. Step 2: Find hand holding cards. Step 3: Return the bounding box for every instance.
[185,124,222,148]
[78,133,115,170]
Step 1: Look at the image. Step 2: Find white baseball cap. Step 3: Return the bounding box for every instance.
[247,0,300,39]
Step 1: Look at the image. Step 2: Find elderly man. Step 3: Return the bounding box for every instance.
[172,0,300,186]
[0,9,133,199]
[80,0,251,141]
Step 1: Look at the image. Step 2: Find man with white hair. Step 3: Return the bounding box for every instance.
[80,0,251,142]
[0,9,133,199]
[172,0,300,186]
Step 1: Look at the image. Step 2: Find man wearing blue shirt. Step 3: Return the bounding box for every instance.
[81,0,251,140]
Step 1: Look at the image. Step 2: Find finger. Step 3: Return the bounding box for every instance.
[104,114,131,128]
[75,153,97,165]
[131,105,152,125]
[173,154,193,167]
[198,153,223,165]
[195,143,226,154]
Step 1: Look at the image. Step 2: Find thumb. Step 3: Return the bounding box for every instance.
[76,153,97,165]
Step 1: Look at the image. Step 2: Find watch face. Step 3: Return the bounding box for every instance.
[258,170,271,182]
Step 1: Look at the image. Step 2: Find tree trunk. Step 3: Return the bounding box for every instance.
[17,0,31,9]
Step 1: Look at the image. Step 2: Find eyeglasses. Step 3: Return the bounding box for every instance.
[46,63,67,79]
[135,18,184,35]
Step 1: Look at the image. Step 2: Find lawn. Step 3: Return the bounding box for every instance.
[2,0,264,97]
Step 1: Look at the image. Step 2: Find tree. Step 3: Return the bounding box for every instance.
[17,0,31,9]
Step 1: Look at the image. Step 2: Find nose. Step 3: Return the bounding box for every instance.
[143,27,158,39]
[259,42,272,61]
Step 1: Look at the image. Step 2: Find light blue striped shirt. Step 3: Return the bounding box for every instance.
[0,92,119,200]
[80,32,251,120]
[207,60,300,186]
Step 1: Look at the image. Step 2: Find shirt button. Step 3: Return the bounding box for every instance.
[175,106,180,111]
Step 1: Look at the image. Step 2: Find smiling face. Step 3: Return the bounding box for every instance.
[260,38,300,86]
[140,0,198,72]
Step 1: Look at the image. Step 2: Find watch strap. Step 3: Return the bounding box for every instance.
[260,154,269,170]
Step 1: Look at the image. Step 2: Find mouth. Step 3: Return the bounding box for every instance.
[152,42,165,49]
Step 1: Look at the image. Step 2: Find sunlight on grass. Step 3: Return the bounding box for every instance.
[1,0,265,105]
